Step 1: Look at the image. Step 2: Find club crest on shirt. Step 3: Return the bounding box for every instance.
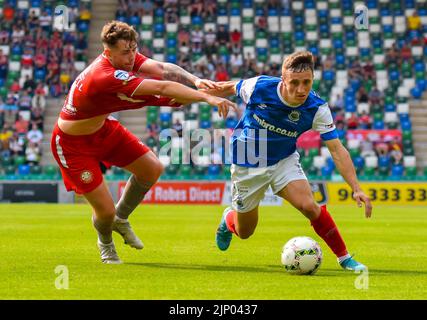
[288,110,300,122]
[114,70,130,81]
[80,170,94,184]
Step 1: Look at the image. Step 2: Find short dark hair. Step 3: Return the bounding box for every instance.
[101,21,138,47]
[282,51,314,73]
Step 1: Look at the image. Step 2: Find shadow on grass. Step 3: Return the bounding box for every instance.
[125,263,427,277]
[124,262,342,277]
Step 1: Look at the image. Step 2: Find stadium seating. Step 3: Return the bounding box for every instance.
[1,0,427,182]
[0,0,92,179]
[113,0,426,181]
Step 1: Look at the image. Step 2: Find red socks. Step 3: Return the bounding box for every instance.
[225,209,239,236]
[311,205,348,258]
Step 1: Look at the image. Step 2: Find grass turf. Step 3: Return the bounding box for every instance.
[0,204,426,300]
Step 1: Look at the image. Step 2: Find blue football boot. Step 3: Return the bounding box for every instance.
[215,207,233,251]
[339,255,367,271]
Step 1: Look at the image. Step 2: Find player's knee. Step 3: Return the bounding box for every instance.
[94,207,116,221]
[298,201,320,220]
[237,228,255,239]
[156,161,165,177]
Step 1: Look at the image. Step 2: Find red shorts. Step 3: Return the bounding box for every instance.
[51,118,150,194]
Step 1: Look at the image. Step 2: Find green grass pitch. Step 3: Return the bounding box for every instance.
[0,204,426,299]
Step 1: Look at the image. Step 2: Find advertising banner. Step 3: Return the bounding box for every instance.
[119,181,225,204]
[0,182,58,203]
[327,182,427,205]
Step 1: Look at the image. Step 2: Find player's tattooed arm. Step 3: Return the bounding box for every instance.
[162,62,199,87]
[137,58,218,89]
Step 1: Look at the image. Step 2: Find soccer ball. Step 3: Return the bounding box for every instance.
[281,236,322,275]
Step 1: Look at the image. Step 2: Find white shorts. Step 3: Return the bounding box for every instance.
[230,151,307,213]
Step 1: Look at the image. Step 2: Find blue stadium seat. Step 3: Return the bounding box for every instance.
[154,8,164,17]
[378,156,391,168]
[321,166,333,177]
[200,120,211,129]
[160,113,172,122]
[167,54,177,63]
[323,70,335,81]
[268,9,279,16]
[391,164,404,177]
[305,0,315,9]
[31,0,42,7]
[367,0,378,9]
[333,39,343,49]
[416,79,426,91]
[243,0,253,8]
[401,120,412,130]
[18,164,30,176]
[34,69,47,81]
[116,16,127,23]
[129,15,141,26]
[353,156,365,170]
[192,16,203,25]
[78,21,90,33]
[68,0,79,8]
[373,120,385,129]
[208,165,221,176]
[410,87,422,99]
[385,104,396,112]
[154,24,164,33]
[318,10,328,18]
[167,38,177,47]
[11,45,23,56]
[231,8,241,16]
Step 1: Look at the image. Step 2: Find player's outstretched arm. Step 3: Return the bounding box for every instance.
[134,79,238,118]
[137,58,219,89]
[200,81,238,98]
[325,138,373,218]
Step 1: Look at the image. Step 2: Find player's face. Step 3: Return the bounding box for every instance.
[105,40,138,71]
[281,70,313,105]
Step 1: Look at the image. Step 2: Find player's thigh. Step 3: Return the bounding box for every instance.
[231,164,270,215]
[83,179,116,220]
[277,179,320,220]
[122,150,164,183]
[102,123,157,180]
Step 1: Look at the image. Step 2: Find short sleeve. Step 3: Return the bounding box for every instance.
[133,52,148,73]
[103,69,144,97]
[312,103,339,141]
[235,76,260,104]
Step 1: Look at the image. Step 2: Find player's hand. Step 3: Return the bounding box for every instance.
[206,96,239,119]
[353,190,372,218]
[195,78,220,89]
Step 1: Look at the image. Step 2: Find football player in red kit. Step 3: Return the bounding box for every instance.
[51,21,237,264]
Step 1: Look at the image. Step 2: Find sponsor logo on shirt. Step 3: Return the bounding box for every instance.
[253,114,298,138]
[114,70,130,81]
[62,103,77,115]
[258,104,267,109]
[325,123,335,129]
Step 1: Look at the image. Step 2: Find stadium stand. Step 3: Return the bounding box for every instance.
[0,0,91,179]
[1,0,427,182]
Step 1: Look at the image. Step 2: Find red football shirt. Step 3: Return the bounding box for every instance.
[60,52,180,120]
